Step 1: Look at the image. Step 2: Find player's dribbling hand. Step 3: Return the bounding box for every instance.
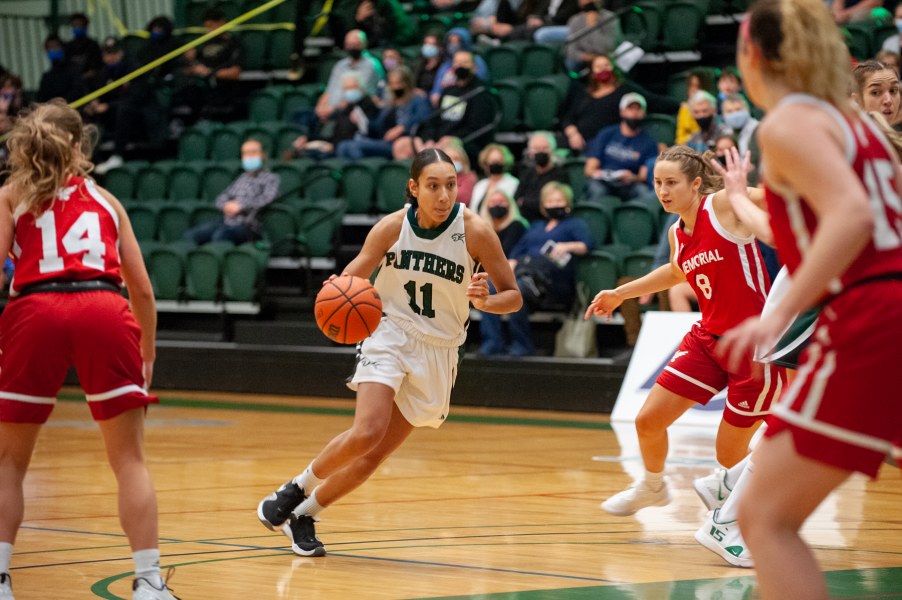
[584,289,623,321]
[467,272,490,309]
[323,272,349,286]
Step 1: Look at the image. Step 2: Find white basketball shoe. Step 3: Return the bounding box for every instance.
[601,479,671,516]
[693,468,732,511]
[132,571,179,600]
[0,573,13,600]
[694,508,754,568]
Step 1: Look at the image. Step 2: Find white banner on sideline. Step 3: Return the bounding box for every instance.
[611,311,726,427]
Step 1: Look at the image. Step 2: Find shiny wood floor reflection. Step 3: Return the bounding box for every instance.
[8,390,901,599]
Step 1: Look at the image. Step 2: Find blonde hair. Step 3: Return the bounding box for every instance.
[746,0,852,113]
[477,143,514,174]
[478,189,527,231]
[540,181,574,209]
[5,100,96,215]
[656,145,723,195]
[867,111,902,161]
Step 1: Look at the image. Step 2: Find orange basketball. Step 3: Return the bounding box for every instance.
[314,275,383,344]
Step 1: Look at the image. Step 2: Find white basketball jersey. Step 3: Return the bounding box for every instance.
[374,203,475,346]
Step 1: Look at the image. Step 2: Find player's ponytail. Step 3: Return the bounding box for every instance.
[656,145,723,195]
[4,99,96,215]
[407,147,455,207]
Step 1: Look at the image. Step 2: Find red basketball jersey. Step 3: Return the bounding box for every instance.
[10,177,123,295]
[764,95,902,294]
[671,194,771,335]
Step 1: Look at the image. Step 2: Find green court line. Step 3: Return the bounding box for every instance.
[57,393,612,431]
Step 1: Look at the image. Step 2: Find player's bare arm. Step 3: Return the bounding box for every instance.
[464,209,522,314]
[94,184,157,365]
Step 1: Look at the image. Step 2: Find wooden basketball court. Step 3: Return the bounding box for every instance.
[9,389,901,599]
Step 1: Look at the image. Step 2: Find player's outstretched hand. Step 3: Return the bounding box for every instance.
[322,272,350,286]
[584,289,623,321]
[709,147,751,201]
[467,272,491,310]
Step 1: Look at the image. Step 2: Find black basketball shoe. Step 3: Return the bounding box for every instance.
[257,481,306,531]
[282,514,326,557]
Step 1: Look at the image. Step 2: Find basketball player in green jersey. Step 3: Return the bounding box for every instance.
[257,149,522,556]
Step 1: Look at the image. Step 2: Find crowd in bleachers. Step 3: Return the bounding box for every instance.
[3,0,902,355]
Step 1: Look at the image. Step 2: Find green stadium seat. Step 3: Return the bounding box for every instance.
[259,204,299,256]
[520,44,558,77]
[148,244,188,300]
[223,244,268,302]
[240,30,269,71]
[103,166,136,199]
[302,164,341,200]
[612,201,659,249]
[492,81,522,132]
[135,165,170,201]
[248,89,281,123]
[643,113,677,147]
[273,124,304,156]
[661,1,705,52]
[178,126,209,161]
[267,29,294,70]
[271,162,305,199]
[190,203,224,227]
[186,243,229,301]
[201,165,236,201]
[576,251,620,304]
[522,80,560,131]
[127,204,158,242]
[243,126,276,155]
[208,127,243,161]
[563,157,587,201]
[571,203,611,248]
[622,2,663,52]
[341,162,377,214]
[157,204,193,243]
[375,162,410,213]
[484,46,520,81]
[622,247,657,279]
[281,89,316,120]
[168,165,204,201]
[297,198,346,258]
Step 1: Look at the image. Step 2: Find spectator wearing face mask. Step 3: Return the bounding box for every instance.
[584,92,658,202]
[514,131,569,222]
[685,90,732,154]
[559,55,679,153]
[289,72,380,159]
[721,93,760,174]
[437,136,477,206]
[336,66,430,160]
[315,29,382,124]
[415,33,444,94]
[881,3,902,55]
[470,143,519,215]
[64,12,102,80]
[183,139,280,246]
[36,34,86,103]
[395,51,497,161]
[0,75,23,120]
[429,28,490,106]
[715,70,742,114]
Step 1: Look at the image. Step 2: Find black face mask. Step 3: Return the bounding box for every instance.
[695,115,714,131]
[545,207,568,220]
[454,66,471,81]
[533,152,550,168]
[623,117,643,131]
[348,48,363,60]
[488,162,504,175]
[488,205,509,219]
[392,87,406,99]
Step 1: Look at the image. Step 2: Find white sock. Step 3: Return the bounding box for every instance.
[718,459,753,523]
[133,548,163,588]
[294,464,324,493]
[291,487,325,518]
[0,542,12,574]
[723,454,751,489]
[643,469,665,491]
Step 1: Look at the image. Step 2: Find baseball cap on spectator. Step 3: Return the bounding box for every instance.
[619,92,647,111]
[101,36,121,53]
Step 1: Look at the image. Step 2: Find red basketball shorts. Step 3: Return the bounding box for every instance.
[0,291,158,423]
[766,282,902,478]
[657,323,785,427]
